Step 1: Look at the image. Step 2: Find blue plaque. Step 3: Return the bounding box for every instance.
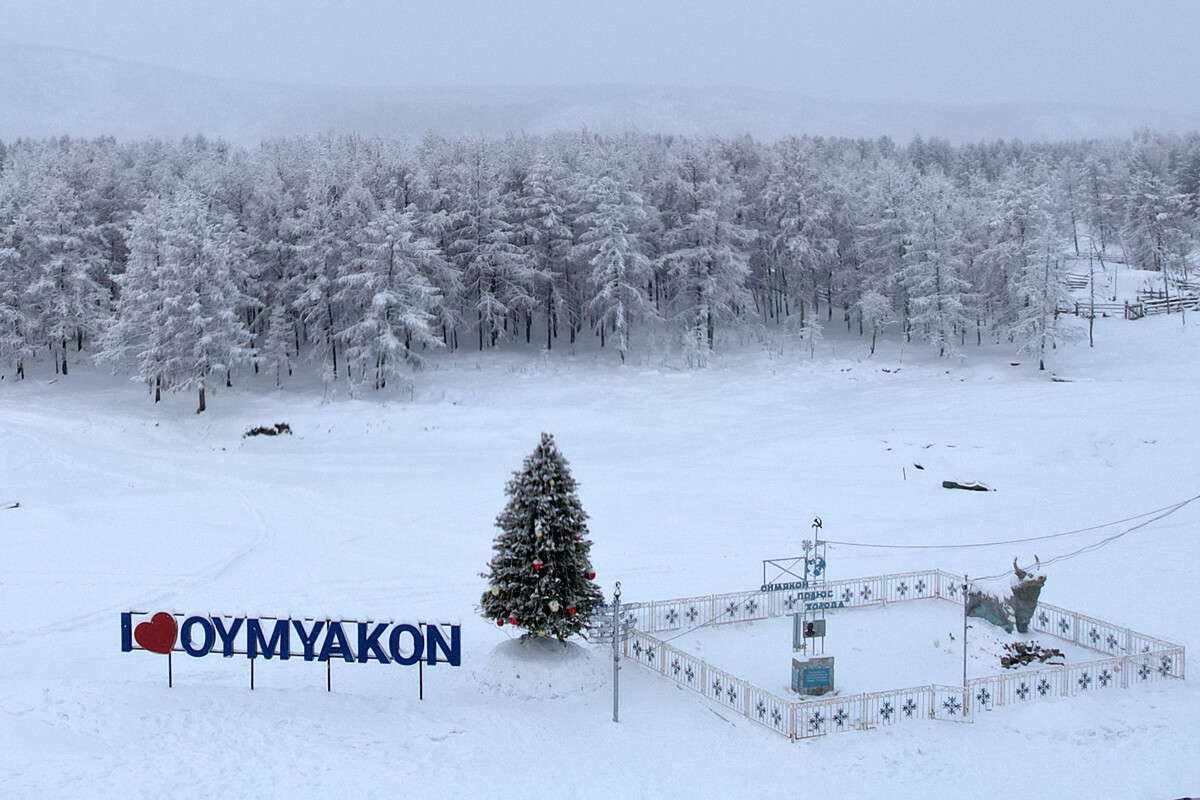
[803,667,831,687]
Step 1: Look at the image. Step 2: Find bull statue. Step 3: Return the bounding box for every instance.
[965,556,1047,635]
[1010,556,1047,634]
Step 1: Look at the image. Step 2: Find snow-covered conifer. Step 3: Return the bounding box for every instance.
[335,205,445,389]
[259,304,293,387]
[104,191,250,411]
[902,170,971,357]
[480,433,604,641]
[856,289,895,355]
[658,144,754,365]
[576,176,656,361]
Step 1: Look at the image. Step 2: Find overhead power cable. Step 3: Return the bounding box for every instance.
[822,492,1200,551]
[971,497,1197,581]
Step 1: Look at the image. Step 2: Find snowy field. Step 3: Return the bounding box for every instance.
[2,309,1199,798]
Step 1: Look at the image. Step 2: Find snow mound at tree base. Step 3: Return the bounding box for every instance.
[475,637,607,699]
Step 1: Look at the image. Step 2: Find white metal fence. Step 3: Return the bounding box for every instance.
[603,569,1185,741]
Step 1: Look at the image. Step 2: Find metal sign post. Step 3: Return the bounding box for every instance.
[962,575,969,690]
[612,582,621,723]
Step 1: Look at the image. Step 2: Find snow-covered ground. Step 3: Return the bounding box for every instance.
[2,307,1199,798]
[676,602,1101,698]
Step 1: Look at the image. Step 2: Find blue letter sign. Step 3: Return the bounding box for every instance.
[122,612,462,670]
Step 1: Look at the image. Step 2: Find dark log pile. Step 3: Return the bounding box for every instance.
[244,422,293,437]
[1001,641,1064,669]
[942,480,991,491]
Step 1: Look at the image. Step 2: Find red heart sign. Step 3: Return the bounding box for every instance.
[134,612,177,654]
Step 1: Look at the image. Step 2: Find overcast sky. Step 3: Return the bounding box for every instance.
[3,1,1198,112]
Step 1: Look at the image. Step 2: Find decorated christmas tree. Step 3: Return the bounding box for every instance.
[481,433,603,640]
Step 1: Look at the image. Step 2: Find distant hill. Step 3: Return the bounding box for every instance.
[2,42,1197,145]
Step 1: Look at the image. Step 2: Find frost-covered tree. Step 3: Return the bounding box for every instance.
[1080,151,1120,254]
[480,433,604,641]
[0,226,32,378]
[856,289,895,355]
[103,191,250,411]
[259,304,293,388]
[855,159,912,334]
[292,151,374,381]
[9,171,106,375]
[994,165,1075,367]
[902,170,971,357]
[659,144,754,365]
[505,151,573,348]
[1010,240,1074,370]
[336,205,445,389]
[101,198,170,401]
[1122,168,1182,272]
[576,176,656,361]
[1121,167,1195,306]
[444,139,537,350]
[759,138,837,328]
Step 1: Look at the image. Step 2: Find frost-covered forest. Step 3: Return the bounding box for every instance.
[0,130,1197,407]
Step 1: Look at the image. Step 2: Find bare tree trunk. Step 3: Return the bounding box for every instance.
[197,385,206,414]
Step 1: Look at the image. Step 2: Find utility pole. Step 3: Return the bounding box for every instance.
[612,582,622,723]
[962,575,969,689]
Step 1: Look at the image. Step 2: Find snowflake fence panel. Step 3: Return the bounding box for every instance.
[624,629,666,674]
[976,666,1062,706]
[1064,657,1127,696]
[743,683,794,737]
[1127,646,1185,684]
[861,686,932,728]
[698,661,749,716]
[795,695,861,738]
[1058,609,1134,657]
[930,685,971,721]
[646,595,712,633]
[934,570,967,604]
[712,590,770,626]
